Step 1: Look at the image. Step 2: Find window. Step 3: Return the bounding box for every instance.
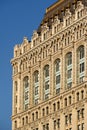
[35,98,38,105]
[35,86,39,95]
[81,108,84,119]
[80,63,84,73]
[44,65,49,77]
[67,53,72,65]
[56,75,60,84]
[15,81,18,91]
[25,91,28,100]
[43,125,45,130]
[55,59,60,72]
[15,107,17,114]
[46,124,49,130]
[69,114,72,124]
[82,123,84,130]
[14,120,17,128]
[43,124,49,130]
[46,106,49,115]
[57,119,60,128]
[69,96,72,105]
[32,113,34,121]
[67,69,72,79]
[77,46,85,83]
[77,110,80,120]
[77,124,81,130]
[77,92,79,101]
[57,101,60,110]
[26,116,28,124]
[44,65,50,100]
[42,108,45,116]
[53,103,56,111]
[45,81,49,90]
[65,98,67,107]
[81,90,84,99]
[36,111,38,119]
[65,115,68,125]
[23,76,29,110]
[34,71,39,105]
[65,52,72,89]
[55,59,61,94]
[34,71,39,83]
[15,96,17,104]
[22,118,24,125]
[54,120,56,130]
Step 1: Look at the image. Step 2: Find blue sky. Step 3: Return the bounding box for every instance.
[0,0,56,130]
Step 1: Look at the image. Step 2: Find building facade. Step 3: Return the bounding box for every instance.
[11,0,87,130]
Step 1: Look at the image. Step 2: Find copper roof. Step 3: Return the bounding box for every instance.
[37,0,87,34]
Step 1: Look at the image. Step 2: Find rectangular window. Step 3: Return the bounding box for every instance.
[56,75,60,84]
[35,86,39,95]
[45,81,49,90]
[80,63,84,73]
[67,69,72,79]
[25,104,28,110]
[56,88,60,94]
[67,54,72,65]
[45,67,49,77]
[35,99,38,105]
[25,91,29,100]
[45,93,49,100]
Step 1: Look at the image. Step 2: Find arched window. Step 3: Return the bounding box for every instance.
[69,96,72,105]
[26,116,28,124]
[46,106,49,115]
[15,81,18,92]
[65,52,72,89]
[55,59,61,94]
[44,65,50,100]
[65,98,67,107]
[23,76,29,110]
[57,101,60,110]
[22,117,24,126]
[77,45,85,83]
[33,71,39,105]
[14,120,17,128]
[36,111,38,120]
